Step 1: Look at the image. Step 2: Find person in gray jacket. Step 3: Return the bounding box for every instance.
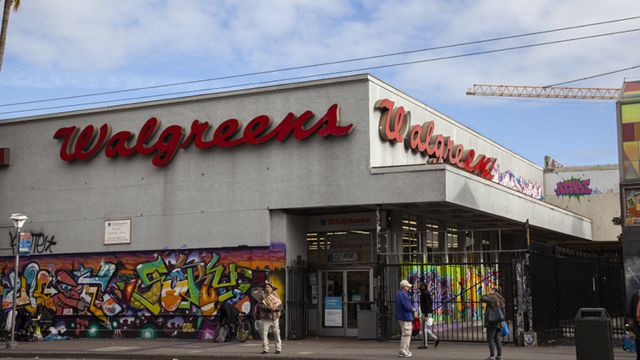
[480,286,505,360]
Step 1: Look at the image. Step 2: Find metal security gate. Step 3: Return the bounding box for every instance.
[286,261,308,340]
[378,251,526,343]
[528,242,625,343]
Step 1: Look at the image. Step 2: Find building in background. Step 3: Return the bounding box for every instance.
[544,159,620,241]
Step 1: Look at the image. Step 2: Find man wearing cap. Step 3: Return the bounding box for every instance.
[260,281,282,354]
[396,279,414,358]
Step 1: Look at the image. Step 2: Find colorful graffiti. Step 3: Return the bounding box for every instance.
[491,163,543,200]
[401,264,498,323]
[554,177,593,200]
[0,244,285,339]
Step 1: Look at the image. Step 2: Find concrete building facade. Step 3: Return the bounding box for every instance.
[0,75,596,340]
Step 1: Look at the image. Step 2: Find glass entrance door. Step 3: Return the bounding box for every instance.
[320,268,372,337]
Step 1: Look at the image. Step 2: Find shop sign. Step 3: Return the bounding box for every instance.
[374,98,496,180]
[307,212,376,232]
[330,251,359,263]
[53,104,354,167]
[324,296,343,327]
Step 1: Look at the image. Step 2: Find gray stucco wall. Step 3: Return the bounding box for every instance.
[0,75,593,258]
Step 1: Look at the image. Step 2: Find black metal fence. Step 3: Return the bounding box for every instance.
[377,251,526,343]
[528,242,626,343]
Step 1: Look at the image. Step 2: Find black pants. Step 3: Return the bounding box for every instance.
[487,327,502,358]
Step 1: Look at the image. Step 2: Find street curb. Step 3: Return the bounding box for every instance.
[0,351,376,360]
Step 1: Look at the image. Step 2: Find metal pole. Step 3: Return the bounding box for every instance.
[8,226,20,349]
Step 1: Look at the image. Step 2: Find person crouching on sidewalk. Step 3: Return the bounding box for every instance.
[260,281,282,355]
[396,279,414,358]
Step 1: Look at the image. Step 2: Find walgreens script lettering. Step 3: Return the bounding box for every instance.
[53,104,354,167]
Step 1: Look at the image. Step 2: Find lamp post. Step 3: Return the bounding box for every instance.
[7,213,27,349]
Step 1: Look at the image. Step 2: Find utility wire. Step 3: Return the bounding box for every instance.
[2,26,640,116]
[2,15,640,108]
[545,64,640,87]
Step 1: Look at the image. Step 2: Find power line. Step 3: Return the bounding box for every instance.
[2,15,640,108]
[2,26,640,116]
[545,64,640,87]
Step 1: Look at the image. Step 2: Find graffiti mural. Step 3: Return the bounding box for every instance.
[554,177,593,201]
[491,163,543,200]
[401,264,498,323]
[0,244,285,339]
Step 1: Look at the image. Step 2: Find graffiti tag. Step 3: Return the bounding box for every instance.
[554,177,593,198]
[9,232,57,254]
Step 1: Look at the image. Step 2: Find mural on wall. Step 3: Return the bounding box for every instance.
[491,163,543,200]
[624,187,640,225]
[554,177,593,201]
[402,264,498,324]
[0,244,285,339]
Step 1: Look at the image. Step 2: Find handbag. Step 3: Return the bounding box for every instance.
[501,321,509,337]
[412,318,421,336]
[486,306,505,324]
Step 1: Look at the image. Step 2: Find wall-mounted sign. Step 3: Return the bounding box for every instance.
[18,232,32,255]
[307,212,377,232]
[330,252,359,263]
[624,187,640,225]
[374,99,496,180]
[53,104,354,167]
[104,219,131,244]
[324,296,343,327]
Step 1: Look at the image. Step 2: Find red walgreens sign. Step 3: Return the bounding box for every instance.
[53,104,354,167]
[375,99,496,180]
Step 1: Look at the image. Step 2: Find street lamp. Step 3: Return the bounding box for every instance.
[7,213,27,349]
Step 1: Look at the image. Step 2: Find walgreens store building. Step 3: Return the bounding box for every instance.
[0,75,591,340]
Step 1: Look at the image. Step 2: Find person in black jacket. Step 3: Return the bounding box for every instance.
[417,281,440,349]
[628,290,640,360]
[481,287,505,360]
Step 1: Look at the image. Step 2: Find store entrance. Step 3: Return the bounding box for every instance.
[319,268,373,337]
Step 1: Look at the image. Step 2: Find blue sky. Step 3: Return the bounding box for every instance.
[0,0,638,167]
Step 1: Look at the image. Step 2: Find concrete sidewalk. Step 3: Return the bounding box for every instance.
[0,338,635,360]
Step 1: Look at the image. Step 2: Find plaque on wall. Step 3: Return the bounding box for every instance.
[104,219,132,244]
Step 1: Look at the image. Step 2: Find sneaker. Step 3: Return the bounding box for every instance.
[434,338,440,348]
[486,357,495,360]
[261,350,269,354]
[398,353,412,358]
[406,351,412,357]
[417,345,427,349]
[275,350,281,354]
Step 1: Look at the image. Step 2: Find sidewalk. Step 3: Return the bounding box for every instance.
[0,338,635,360]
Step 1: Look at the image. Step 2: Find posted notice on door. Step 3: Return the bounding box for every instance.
[324,296,343,327]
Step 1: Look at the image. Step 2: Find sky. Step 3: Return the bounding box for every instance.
[1,0,639,167]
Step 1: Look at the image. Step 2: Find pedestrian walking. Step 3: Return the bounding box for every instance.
[417,281,440,349]
[628,288,640,360]
[481,286,505,360]
[396,279,414,358]
[259,281,282,355]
